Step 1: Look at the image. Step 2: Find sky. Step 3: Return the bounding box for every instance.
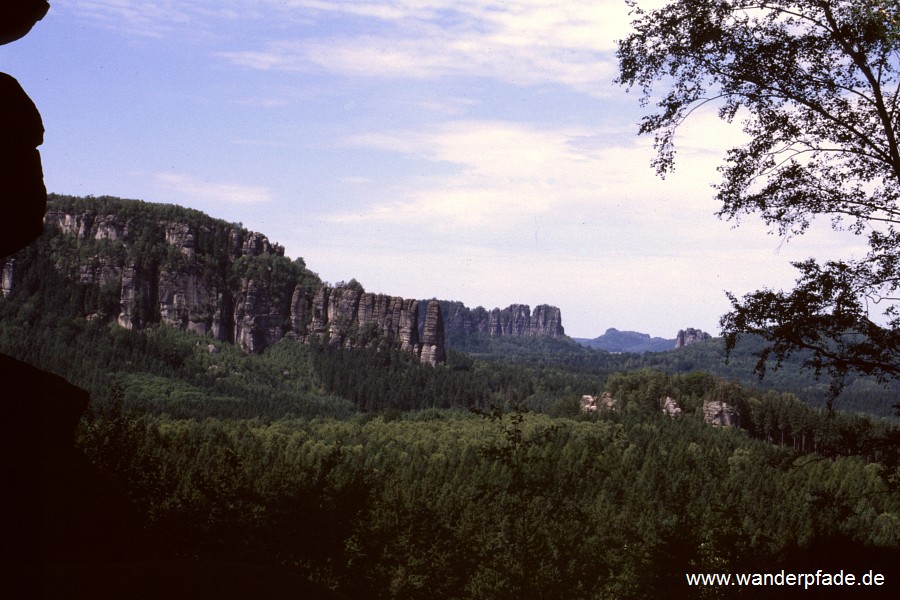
[0,0,864,338]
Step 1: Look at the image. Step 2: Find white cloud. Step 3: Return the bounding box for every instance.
[334,119,726,232]
[282,112,863,336]
[217,1,639,96]
[55,0,640,95]
[155,173,273,205]
[53,0,238,38]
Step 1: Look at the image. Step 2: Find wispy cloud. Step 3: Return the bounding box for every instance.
[217,1,637,96]
[155,173,273,205]
[55,1,634,95]
[329,120,732,258]
[235,96,291,108]
[53,0,252,38]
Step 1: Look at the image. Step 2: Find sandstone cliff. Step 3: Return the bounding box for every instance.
[3,195,446,364]
[434,299,565,347]
[675,328,712,348]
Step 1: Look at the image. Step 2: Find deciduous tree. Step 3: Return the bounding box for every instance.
[617,0,900,403]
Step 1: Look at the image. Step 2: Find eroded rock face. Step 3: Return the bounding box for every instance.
[357,293,421,353]
[289,285,312,337]
[165,222,195,256]
[420,300,446,365]
[580,392,618,412]
[234,279,282,353]
[326,286,361,347]
[661,396,682,418]
[303,288,446,364]
[240,231,283,257]
[22,202,447,363]
[117,265,148,330]
[703,400,740,427]
[675,328,712,348]
[440,300,565,344]
[308,286,330,337]
[158,271,219,336]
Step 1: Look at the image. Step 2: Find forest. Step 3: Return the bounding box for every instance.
[1,196,898,598]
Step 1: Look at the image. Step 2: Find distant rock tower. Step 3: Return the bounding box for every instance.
[675,328,712,348]
[420,300,446,365]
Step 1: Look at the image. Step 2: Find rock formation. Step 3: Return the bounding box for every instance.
[437,300,565,346]
[7,196,447,364]
[580,392,617,413]
[675,327,712,348]
[702,400,740,427]
[0,0,143,580]
[420,300,446,366]
[0,1,49,45]
[0,72,47,257]
[660,396,682,418]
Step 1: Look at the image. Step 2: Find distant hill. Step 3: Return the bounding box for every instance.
[458,333,900,418]
[2,194,896,419]
[574,328,675,353]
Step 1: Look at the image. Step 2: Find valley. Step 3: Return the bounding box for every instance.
[1,195,898,598]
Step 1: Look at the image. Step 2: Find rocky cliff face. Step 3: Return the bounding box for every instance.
[292,286,442,363]
[436,300,565,346]
[702,400,740,427]
[420,301,446,366]
[7,196,446,364]
[675,328,712,348]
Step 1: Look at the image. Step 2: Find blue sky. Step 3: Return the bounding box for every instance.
[1,0,860,338]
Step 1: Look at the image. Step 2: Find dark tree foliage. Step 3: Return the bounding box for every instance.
[617,0,900,402]
[76,404,899,599]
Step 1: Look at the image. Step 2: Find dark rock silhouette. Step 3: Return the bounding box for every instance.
[1,2,129,593]
[1,2,49,256]
[0,0,49,45]
[0,72,46,257]
[0,6,342,598]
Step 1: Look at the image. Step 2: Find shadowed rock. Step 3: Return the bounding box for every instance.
[0,73,47,256]
[0,0,49,46]
[420,300,446,365]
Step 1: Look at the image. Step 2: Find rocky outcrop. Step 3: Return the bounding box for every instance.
[357,293,421,355]
[420,300,446,365]
[297,288,443,364]
[0,72,47,257]
[234,278,286,353]
[0,1,49,45]
[675,328,712,348]
[660,396,682,418]
[11,197,447,364]
[158,270,219,335]
[437,300,564,345]
[703,400,740,427]
[581,392,617,412]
